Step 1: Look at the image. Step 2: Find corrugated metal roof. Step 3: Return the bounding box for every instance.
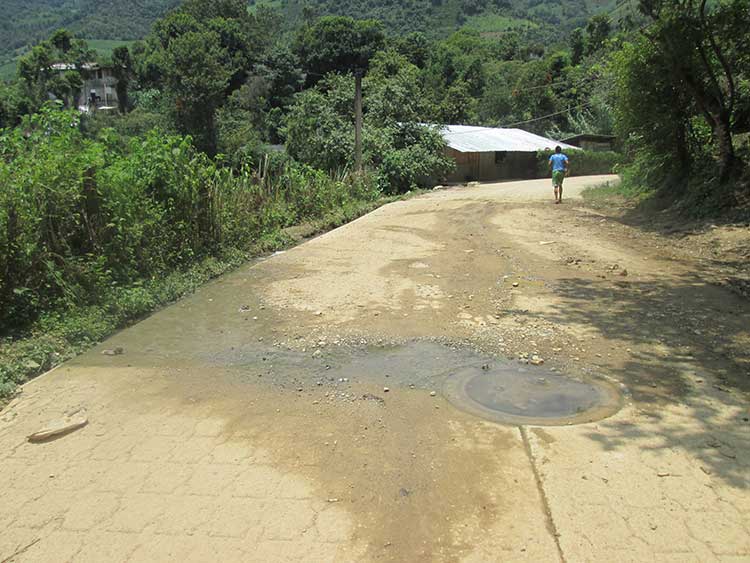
[50,62,104,71]
[441,125,577,153]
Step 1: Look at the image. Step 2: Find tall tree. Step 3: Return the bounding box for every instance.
[638,0,750,182]
[111,46,133,113]
[164,30,231,155]
[585,14,611,55]
[295,16,385,83]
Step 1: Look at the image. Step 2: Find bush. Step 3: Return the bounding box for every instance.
[284,73,453,194]
[535,149,620,177]
[0,105,382,336]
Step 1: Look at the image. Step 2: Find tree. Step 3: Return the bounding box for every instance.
[585,14,611,55]
[50,29,74,53]
[164,30,232,156]
[395,32,432,68]
[611,39,693,182]
[133,0,277,154]
[638,0,750,182]
[111,46,133,114]
[433,80,479,124]
[0,83,26,129]
[295,16,385,83]
[570,28,585,65]
[284,76,355,171]
[366,50,429,123]
[253,47,304,110]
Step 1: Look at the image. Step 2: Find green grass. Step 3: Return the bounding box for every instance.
[581,180,654,211]
[85,38,136,59]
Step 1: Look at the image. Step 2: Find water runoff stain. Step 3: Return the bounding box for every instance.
[194,339,622,426]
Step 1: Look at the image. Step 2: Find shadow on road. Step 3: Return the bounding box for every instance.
[509,273,750,488]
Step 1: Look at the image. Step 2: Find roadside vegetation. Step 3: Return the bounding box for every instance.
[0,104,396,397]
[609,0,750,215]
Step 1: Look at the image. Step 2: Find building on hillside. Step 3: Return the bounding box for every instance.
[561,133,617,152]
[50,62,119,111]
[440,125,577,183]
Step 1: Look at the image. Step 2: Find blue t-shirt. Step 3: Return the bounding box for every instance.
[549,153,569,172]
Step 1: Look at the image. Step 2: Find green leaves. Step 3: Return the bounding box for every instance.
[283,69,451,193]
[295,16,386,81]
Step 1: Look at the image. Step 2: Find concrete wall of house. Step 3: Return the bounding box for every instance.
[445,148,538,183]
[565,137,615,152]
[578,140,613,152]
[77,69,119,109]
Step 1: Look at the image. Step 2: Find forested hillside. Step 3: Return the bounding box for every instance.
[2,0,619,58]
[273,0,619,41]
[0,0,180,55]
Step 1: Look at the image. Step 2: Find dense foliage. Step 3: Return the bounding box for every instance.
[0,105,379,335]
[610,0,750,208]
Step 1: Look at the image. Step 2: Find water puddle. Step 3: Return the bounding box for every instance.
[442,364,621,426]
[96,324,621,426]
[206,340,622,426]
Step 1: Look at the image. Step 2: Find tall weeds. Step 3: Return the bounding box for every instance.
[0,106,379,335]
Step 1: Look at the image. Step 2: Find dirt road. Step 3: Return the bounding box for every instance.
[1,175,749,562]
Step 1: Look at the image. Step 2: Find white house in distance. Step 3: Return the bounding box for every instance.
[50,62,119,112]
[440,124,577,183]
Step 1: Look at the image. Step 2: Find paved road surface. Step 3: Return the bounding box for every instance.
[1,175,749,562]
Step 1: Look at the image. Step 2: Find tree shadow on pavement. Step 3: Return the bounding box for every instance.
[510,273,750,488]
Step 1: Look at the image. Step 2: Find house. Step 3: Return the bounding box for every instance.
[440,125,577,183]
[50,62,119,111]
[561,133,617,152]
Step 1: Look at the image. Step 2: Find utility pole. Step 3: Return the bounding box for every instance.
[354,69,364,173]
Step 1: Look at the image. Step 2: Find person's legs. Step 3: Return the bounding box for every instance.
[552,172,561,203]
[555,172,565,203]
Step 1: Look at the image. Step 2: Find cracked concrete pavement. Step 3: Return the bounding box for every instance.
[1,174,749,562]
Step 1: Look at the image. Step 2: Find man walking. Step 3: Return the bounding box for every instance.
[548,146,569,204]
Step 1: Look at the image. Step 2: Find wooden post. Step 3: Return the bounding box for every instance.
[354,70,363,173]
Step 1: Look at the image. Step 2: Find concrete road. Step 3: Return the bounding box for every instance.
[1,175,749,562]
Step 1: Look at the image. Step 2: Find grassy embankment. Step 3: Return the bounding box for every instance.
[0,193,408,402]
[0,107,415,401]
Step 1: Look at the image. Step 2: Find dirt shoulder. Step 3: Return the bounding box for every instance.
[582,189,750,300]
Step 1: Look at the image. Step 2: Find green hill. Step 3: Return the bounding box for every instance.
[266,0,620,38]
[1,0,619,64]
[0,0,179,55]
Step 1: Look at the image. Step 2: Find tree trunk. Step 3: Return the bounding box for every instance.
[713,113,735,183]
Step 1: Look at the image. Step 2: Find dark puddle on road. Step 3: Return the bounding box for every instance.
[204,340,622,427]
[443,364,621,426]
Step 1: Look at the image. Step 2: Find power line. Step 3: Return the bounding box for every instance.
[519,76,587,92]
[441,100,594,135]
[500,101,593,127]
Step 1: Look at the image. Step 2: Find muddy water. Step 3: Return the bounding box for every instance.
[83,313,621,426]
[443,363,622,426]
